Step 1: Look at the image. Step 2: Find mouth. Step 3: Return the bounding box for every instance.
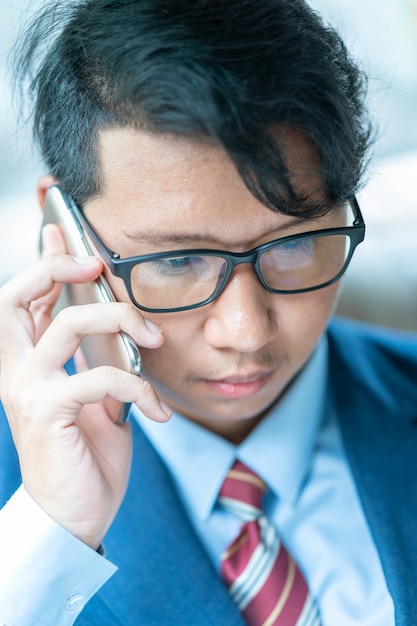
[204,370,274,399]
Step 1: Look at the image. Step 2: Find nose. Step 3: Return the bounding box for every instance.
[203,265,278,353]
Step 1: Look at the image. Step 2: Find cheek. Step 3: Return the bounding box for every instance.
[306,284,340,335]
[321,281,342,317]
[140,339,179,380]
[139,314,200,382]
[276,283,340,350]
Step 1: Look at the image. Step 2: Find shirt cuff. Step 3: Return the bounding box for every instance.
[0,485,117,626]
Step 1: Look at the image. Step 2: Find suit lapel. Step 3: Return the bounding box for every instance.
[78,417,244,625]
[328,320,417,626]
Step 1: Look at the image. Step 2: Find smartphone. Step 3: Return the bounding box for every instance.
[41,185,142,423]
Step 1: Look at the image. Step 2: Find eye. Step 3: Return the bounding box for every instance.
[277,237,315,256]
[153,256,206,276]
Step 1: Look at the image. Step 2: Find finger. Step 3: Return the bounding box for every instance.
[52,367,171,423]
[0,253,102,311]
[35,223,75,322]
[33,224,68,321]
[31,301,163,372]
[29,280,63,342]
[41,223,67,256]
[0,254,102,359]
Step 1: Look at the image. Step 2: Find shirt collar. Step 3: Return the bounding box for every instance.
[133,336,328,522]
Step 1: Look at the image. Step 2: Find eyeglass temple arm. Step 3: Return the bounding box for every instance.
[350,195,364,227]
[74,201,122,266]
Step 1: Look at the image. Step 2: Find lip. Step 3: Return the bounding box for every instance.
[204,370,274,399]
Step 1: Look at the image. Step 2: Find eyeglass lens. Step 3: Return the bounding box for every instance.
[129,233,351,310]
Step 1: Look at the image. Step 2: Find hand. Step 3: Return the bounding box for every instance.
[0,224,171,549]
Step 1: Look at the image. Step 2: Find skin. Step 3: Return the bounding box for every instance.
[82,128,343,441]
[0,126,343,548]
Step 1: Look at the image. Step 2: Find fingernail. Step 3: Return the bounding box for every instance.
[145,318,162,335]
[160,401,172,418]
[73,256,99,264]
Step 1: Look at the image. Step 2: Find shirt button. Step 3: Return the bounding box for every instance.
[65,593,85,613]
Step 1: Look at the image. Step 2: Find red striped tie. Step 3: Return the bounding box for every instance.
[219,460,321,626]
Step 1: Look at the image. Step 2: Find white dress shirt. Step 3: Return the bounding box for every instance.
[0,338,394,625]
[0,486,116,626]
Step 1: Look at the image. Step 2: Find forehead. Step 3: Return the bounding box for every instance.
[87,127,328,248]
[97,125,323,192]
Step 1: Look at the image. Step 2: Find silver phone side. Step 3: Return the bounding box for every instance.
[42,185,142,422]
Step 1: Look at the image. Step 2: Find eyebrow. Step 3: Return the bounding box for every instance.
[122,215,318,249]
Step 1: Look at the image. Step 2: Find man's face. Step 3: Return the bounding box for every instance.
[84,127,342,442]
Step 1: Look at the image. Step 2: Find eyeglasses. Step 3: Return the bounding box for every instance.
[78,197,365,313]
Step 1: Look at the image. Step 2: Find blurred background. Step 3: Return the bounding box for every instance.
[0,0,416,330]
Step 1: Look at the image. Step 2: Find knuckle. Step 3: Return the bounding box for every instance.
[54,305,72,324]
[138,378,156,399]
[117,301,139,323]
[98,365,122,387]
[40,253,59,275]
[117,300,140,317]
[53,304,82,331]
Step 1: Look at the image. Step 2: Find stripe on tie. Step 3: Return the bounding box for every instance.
[219,460,321,626]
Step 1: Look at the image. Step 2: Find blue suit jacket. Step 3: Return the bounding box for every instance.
[1,317,417,625]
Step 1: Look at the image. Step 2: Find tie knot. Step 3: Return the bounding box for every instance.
[218,460,267,521]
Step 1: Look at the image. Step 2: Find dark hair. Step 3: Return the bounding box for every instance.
[14,0,373,216]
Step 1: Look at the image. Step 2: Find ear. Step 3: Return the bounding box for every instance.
[37,175,58,210]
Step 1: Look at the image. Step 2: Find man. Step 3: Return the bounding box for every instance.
[0,1,416,624]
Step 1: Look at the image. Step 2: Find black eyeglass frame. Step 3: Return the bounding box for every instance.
[77,196,365,313]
